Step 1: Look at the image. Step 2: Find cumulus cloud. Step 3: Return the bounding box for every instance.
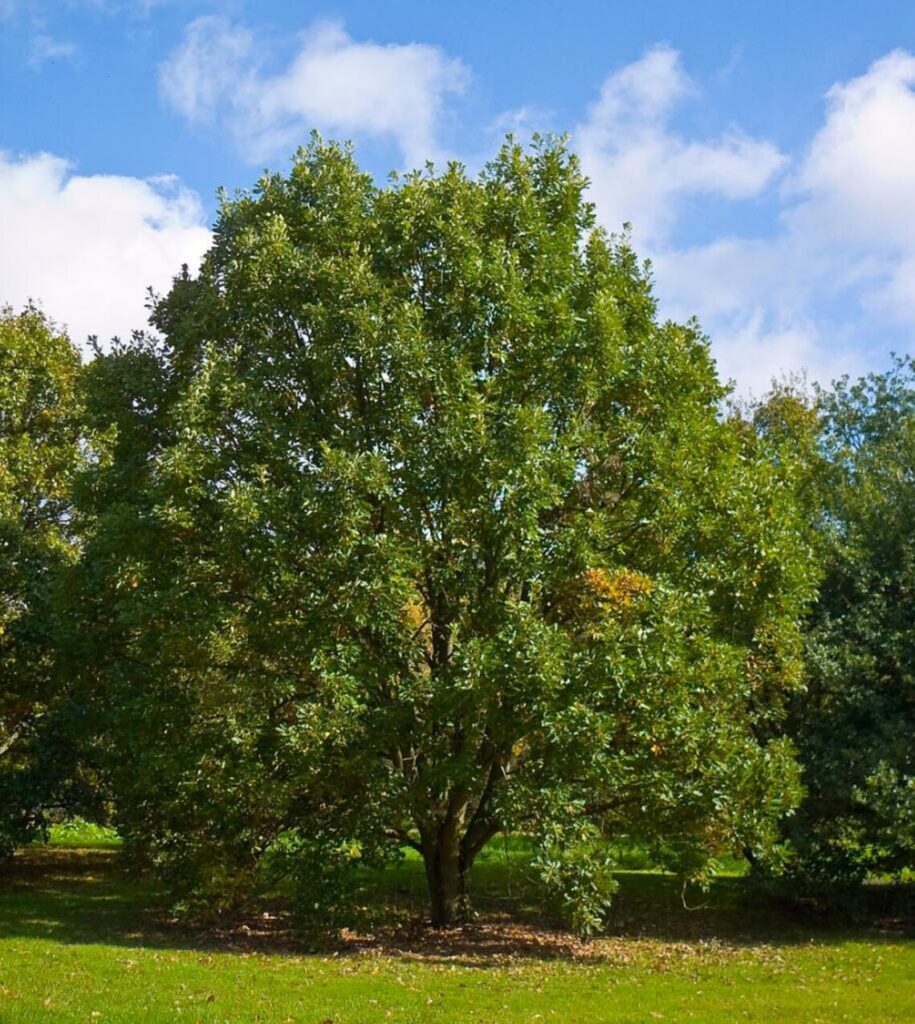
[583,47,915,392]
[0,151,211,349]
[786,49,915,251]
[649,234,864,392]
[576,45,787,245]
[159,16,469,167]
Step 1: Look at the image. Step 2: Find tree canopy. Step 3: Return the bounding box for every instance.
[76,137,819,928]
[0,306,84,855]
[781,359,915,883]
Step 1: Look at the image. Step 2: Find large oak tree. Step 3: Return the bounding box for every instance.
[84,138,817,928]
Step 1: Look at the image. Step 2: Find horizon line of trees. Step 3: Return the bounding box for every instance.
[0,136,912,930]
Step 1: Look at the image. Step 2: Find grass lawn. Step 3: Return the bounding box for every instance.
[0,828,911,1023]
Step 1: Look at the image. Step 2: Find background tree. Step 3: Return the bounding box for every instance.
[85,137,818,929]
[780,359,915,884]
[0,306,84,856]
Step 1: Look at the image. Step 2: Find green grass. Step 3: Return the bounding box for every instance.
[45,819,121,850]
[0,836,911,1023]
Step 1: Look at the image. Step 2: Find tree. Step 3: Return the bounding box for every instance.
[781,359,915,883]
[86,137,817,928]
[0,306,84,856]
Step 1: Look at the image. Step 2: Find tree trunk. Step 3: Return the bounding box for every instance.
[419,778,502,926]
[423,838,466,927]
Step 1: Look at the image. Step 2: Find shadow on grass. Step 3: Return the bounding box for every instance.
[0,845,910,966]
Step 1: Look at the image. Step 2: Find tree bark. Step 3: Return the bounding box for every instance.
[424,844,465,927]
[421,822,469,928]
[419,759,504,925]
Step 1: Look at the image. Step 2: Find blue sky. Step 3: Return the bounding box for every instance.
[3,1,915,391]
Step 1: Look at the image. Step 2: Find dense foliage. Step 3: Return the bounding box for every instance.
[781,359,915,883]
[73,137,819,928]
[0,307,84,856]
[1,138,910,930]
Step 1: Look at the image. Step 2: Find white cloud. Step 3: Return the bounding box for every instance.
[580,46,915,392]
[712,313,823,394]
[576,45,787,245]
[0,151,211,348]
[651,237,867,392]
[786,49,915,251]
[159,16,255,125]
[159,16,469,167]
